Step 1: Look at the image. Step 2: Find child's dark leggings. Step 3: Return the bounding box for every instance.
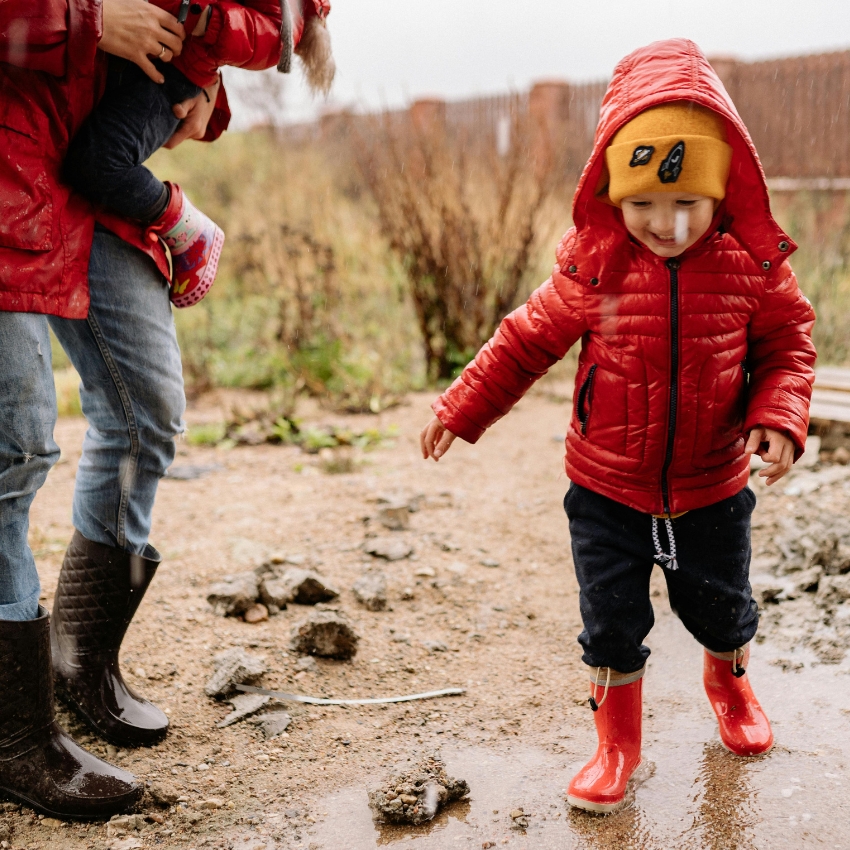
[64,57,201,223]
[564,482,759,674]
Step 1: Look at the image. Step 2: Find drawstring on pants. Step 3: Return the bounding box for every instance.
[652,515,678,570]
[588,667,611,712]
[731,646,746,678]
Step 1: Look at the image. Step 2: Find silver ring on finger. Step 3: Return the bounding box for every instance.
[159,44,168,59]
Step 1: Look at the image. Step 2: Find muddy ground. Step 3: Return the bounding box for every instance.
[10,386,850,849]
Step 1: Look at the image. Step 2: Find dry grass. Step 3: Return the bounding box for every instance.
[48,131,850,419]
[149,131,424,410]
[772,190,850,365]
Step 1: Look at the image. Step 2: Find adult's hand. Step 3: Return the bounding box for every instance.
[99,0,185,84]
[164,75,221,148]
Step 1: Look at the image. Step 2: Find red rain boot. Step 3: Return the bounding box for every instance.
[150,182,224,308]
[703,646,773,756]
[567,670,643,813]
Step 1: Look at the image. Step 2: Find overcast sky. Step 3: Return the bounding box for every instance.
[226,0,850,127]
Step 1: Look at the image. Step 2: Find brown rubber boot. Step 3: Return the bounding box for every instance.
[51,531,168,747]
[0,608,142,818]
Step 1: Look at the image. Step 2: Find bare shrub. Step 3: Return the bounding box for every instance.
[231,222,339,362]
[353,106,562,381]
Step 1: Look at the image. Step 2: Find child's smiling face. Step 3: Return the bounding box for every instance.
[621,192,715,257]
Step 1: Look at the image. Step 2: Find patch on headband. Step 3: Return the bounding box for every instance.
[629,146,655,167]
[658,141,685,183]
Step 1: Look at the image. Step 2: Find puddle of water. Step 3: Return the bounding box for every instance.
[303,609,850,849]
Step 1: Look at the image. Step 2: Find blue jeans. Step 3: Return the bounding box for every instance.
[0,230,185,620]
[64,58,201,222]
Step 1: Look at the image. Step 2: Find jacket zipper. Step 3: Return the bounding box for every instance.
[660,258,680,514]
[577,364,597,435]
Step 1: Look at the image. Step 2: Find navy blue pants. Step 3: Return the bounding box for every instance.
[564,483,759,674]
[64,58,201,222]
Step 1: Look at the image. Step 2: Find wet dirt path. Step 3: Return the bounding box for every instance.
[309,599,850,850]
[17,388,850,849]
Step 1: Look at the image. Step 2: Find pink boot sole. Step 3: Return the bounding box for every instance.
[170,225,225,308]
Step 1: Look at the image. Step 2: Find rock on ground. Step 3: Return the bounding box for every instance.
[205,647,268,698]
[294,656,318,672]
[368,754,469,825]
[146,782,180,807]
[258,576,292,608]
[352,571,388,611]
[243,602,269,623]
[253,710,293,739]
[377,502,410,531]
[206,572,260,617]
[266,568,340,606]
[290,610,359,659]
[216,692,270,727]
[818,574,850,606]
[364,537,413,561]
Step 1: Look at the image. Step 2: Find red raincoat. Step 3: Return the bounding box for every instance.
[0,0,325,318]
[433,39,817,516]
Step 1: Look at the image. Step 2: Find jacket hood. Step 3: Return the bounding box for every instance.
[565,39,795,282]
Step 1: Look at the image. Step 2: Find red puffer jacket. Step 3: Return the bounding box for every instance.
[433,39,817,516]
[0,0,236,318]
[155,0,330,87]
[157,0,279,87]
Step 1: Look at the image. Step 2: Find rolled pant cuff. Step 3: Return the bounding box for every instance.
[588,664,646,686]
[0,592,41,622]
[704,644,748,661]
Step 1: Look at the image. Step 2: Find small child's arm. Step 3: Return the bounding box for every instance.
[177,0,283,81]
[745,262,816,481]
[423,244,588,458]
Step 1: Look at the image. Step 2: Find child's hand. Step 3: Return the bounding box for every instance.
[744,426,795,486]
[420,417,457,462]
[165,74,220,148]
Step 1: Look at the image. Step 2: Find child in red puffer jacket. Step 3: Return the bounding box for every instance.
[421,39,816,813]
[64,0,333,308]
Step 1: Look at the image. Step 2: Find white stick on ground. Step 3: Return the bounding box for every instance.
[235,683,465,706]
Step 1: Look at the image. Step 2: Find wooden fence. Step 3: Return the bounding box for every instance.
[309,48,850,183]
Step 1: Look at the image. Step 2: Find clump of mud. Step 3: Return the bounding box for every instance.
[368,754,470,825]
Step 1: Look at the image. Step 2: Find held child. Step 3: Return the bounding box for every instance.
[421,39,816,813]
[63,0,334,307]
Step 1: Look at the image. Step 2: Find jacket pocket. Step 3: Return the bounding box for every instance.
[692,360,747,468]
[576,364,597,435]
[572,362,648,463]
[0,123,55,252]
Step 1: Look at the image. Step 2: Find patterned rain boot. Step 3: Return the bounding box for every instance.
[150,182,224,308]
[703,646,773,756]
[51,531,169,747]
[566,667,644,813]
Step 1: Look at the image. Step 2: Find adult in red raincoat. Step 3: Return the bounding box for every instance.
[0,0,324,819]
